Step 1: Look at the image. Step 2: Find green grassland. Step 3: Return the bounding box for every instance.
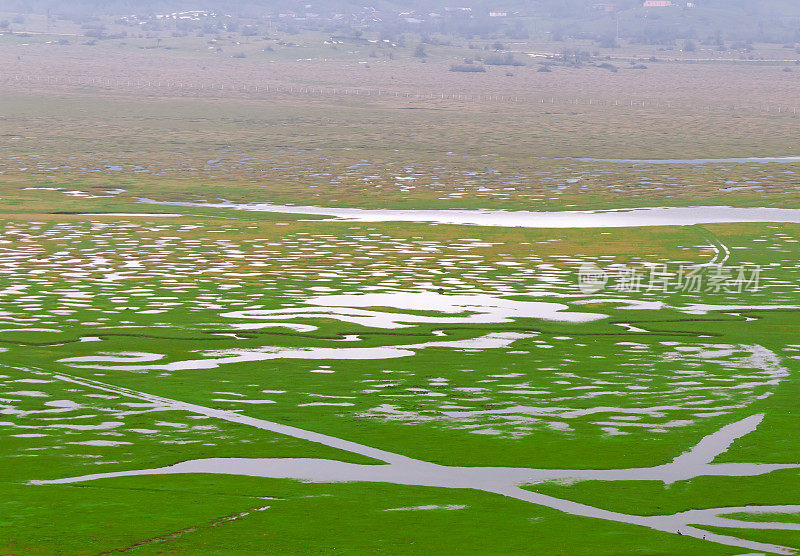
[0,203,798,553]
[1,33,800,555]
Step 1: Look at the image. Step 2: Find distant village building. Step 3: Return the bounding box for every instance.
[444,7,472,14]
[593,3,617,11]
[643,0,673,6]
[401,12,422,23]
[489,11,508,17]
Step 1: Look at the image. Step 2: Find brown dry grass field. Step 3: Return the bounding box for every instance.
[0,28,798,211]
[2,29,799,107]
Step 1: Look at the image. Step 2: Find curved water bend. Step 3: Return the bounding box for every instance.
[138,200,800,229]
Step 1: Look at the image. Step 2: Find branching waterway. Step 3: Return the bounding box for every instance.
[27,370,800,555]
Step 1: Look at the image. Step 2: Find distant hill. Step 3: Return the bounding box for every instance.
[5,0,800,17]
[3,0,799,43]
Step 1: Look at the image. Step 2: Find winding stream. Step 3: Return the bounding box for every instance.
[138,200,800,228]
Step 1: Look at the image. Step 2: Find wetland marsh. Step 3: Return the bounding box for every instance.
[1,14,800,556]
